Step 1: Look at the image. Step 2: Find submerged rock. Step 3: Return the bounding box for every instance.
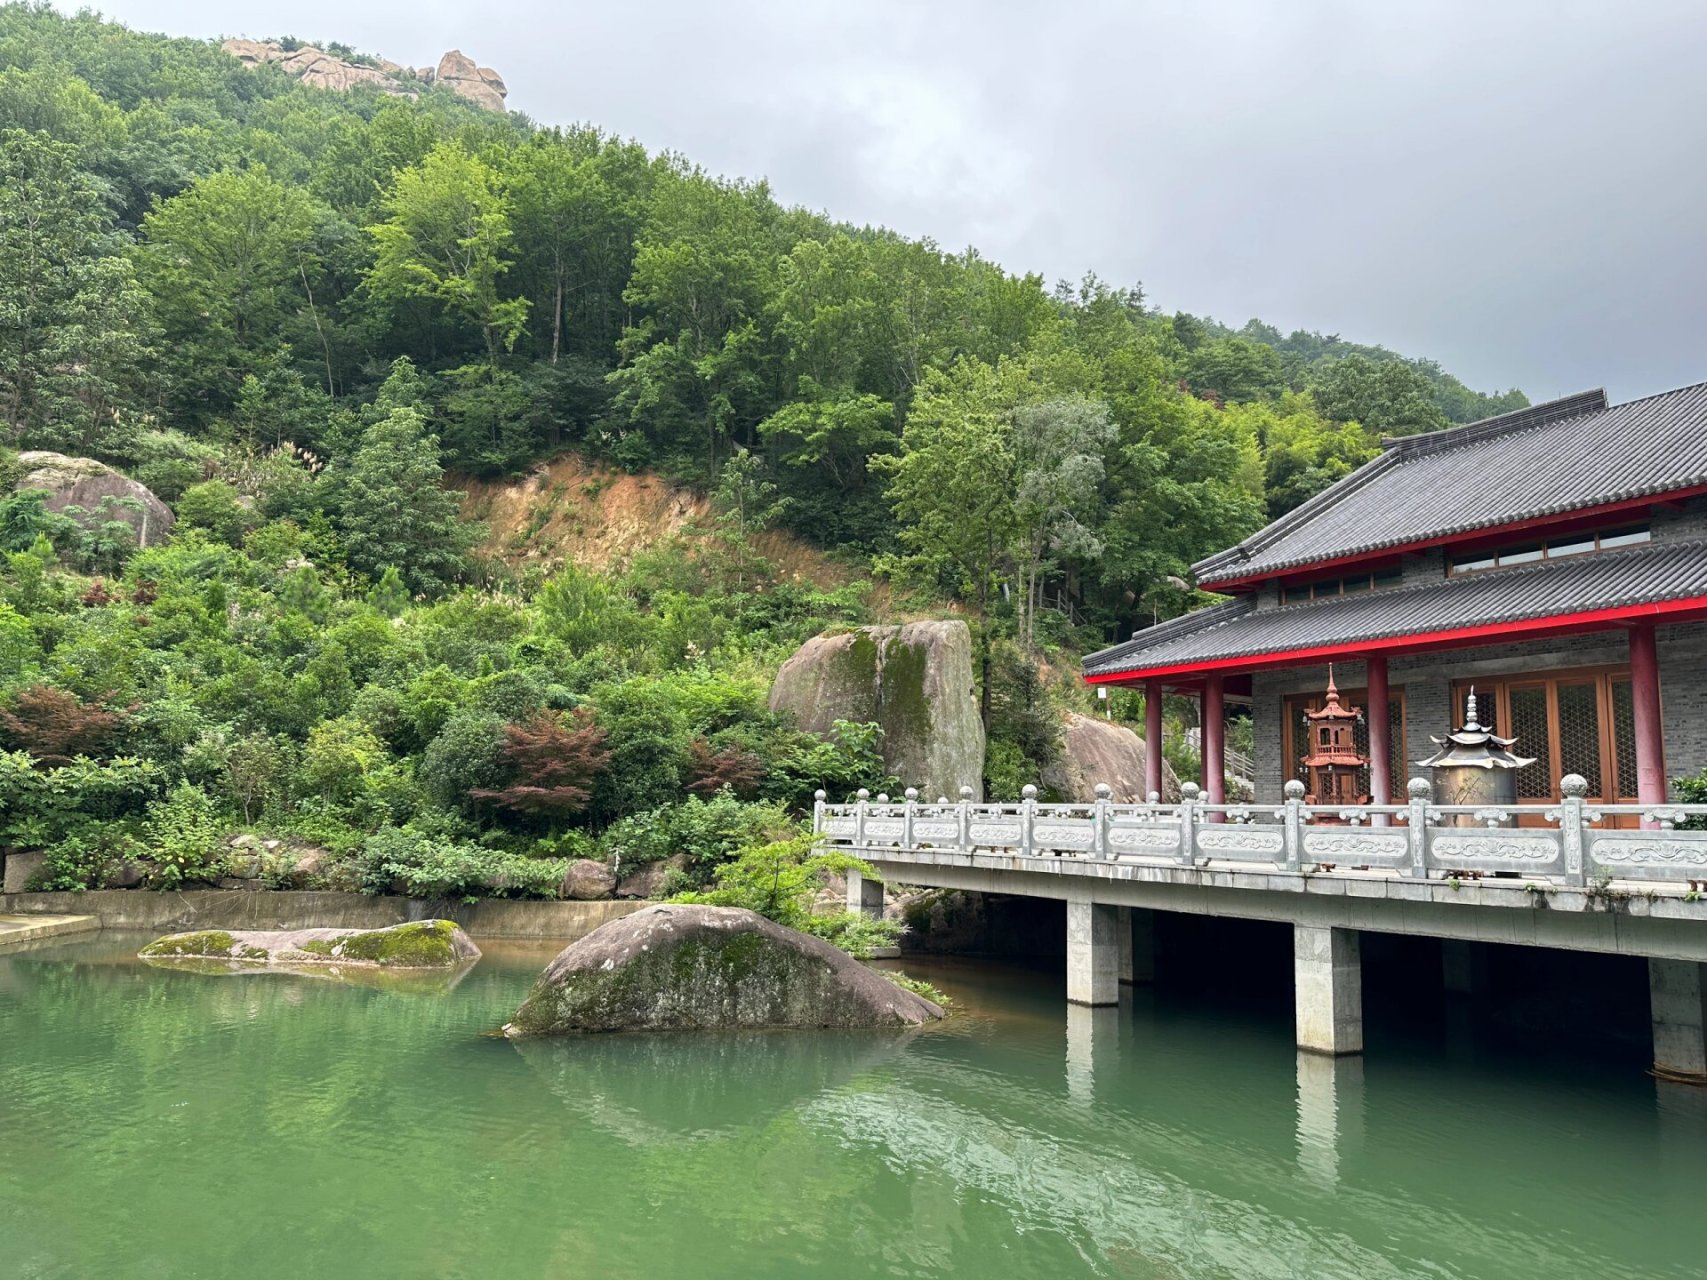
[138,919,480,969]
[503,904,943,1036]
[769,620,984,800]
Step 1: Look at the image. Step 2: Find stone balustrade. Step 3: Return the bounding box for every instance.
[814,774,1707,889]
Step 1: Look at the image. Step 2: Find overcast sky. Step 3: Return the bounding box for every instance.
[70,0,1707,403]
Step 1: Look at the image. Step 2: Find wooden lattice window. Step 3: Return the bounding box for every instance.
[1451,669,1636,804]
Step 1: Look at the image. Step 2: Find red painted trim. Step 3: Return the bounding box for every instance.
[1198,483,1707,592]
[1084,594,1707,687]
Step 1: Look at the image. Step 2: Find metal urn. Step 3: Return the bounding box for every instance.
[1415,688,1536,825]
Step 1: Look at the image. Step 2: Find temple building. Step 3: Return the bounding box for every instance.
[1082,381,1707,816]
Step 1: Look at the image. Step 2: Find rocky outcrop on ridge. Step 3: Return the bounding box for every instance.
[14,451,174,548]
[421,50,508,113]
[769,621,985,800]
[503,904,944,1035]
[221,40,508,112]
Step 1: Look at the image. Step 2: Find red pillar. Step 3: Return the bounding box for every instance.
[1366,655,1391,825]
[1629,623,1667,824]
[1202,675,1225,820]
[1145,679,1164,801]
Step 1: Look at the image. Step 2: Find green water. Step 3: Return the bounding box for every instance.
[2,934,1704,1279]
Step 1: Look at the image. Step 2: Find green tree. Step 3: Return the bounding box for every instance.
[365,142,529,371]
[1011,395,1115,648]
[0,128,149,452]
[134,165,320,424]
[1309,354,1449,437]
[337,407,477,596]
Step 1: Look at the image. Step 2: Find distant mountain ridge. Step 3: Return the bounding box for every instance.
[221,39,507,112]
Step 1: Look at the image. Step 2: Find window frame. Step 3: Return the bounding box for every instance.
[1448,524,1650,577]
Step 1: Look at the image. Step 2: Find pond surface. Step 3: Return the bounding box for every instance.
[2,932,1704,1279]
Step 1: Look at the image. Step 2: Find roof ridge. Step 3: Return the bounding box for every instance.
[1081,596,1252,670]
[1380,388,1606,456]
[1194,451,1405,580]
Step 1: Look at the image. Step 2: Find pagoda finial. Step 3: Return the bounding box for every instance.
[1465,685,1479,729]
[1324,663,1339,706]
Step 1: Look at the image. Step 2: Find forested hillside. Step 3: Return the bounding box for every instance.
[0,5,1525,900]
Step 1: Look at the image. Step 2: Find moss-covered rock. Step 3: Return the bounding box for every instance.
[504,904,945,1036]
[768,621,984,799]
[138,919,480,969]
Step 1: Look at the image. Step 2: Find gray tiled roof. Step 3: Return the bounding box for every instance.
[1084,537,1707,678]
[1194,381,1707,585]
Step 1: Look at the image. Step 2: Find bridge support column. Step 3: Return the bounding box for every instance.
[1295,925,1362,1055]
[1442,939,1485,996]
[1650,959,1707,1078]
[846,871,883,920]
[1117,906,1156,984]
[1067,900,1120,1006]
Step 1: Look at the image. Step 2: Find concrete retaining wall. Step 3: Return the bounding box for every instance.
[0,891,645,941]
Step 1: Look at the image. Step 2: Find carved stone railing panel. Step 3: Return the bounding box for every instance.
[1106,824,1182,855]
[967,821,1025,847]
[1429,832,1562,873]
[1194,826,1285,860]
[1588,831,1707,880]
[1302,830,1411,864]
[1031,821,1097,852]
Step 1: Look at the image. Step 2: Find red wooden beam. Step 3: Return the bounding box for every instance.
[1085,594,1707,687]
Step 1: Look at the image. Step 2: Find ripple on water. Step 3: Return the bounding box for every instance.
[3,937,1706,1279]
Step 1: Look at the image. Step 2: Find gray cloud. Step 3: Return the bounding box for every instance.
[66,0,1707,401]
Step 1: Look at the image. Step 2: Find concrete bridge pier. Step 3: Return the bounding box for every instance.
[1295,925,1363,1055]
[846,871,884,920]
[1117,907,1156,985]
[1067,900,1121,1006]
[1650,959,1707,1079]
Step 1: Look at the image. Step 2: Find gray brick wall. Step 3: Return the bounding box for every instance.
[1246,626,1707,803]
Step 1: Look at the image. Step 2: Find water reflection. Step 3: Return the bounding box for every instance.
[7,936,1707,1279]
[1065,1002,1121,1104]
[138,954,480,995]
[1294,1051,1364,1187]
[512,1028,921,1142]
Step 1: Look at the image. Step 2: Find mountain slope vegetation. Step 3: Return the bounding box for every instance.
[0,4,1524,895]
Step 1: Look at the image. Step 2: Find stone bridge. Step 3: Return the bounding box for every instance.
[815,776,1707,1077]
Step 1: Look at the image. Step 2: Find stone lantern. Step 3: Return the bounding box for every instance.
[1415,687,1536,825]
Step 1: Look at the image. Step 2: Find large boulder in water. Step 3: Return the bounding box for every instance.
[503,904,943,1036]
[769,621,985,800]
[14,451,174,548]
[139,919,480,968]
[1041,711,1181,802]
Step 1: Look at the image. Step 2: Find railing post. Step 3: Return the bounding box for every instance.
[855,788,869,850]
[1094,782,1111,860]
[1406,777,1432,878]
[813,789,827,839]
[1560,772,1589,887]
[1021,784,1038,858]
[902,787,918,850]
[1283,780,1305,871]
[1179,782,1199,866]
[958,785,973,854]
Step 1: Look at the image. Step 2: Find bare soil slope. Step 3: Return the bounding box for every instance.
[460,454,855,588]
